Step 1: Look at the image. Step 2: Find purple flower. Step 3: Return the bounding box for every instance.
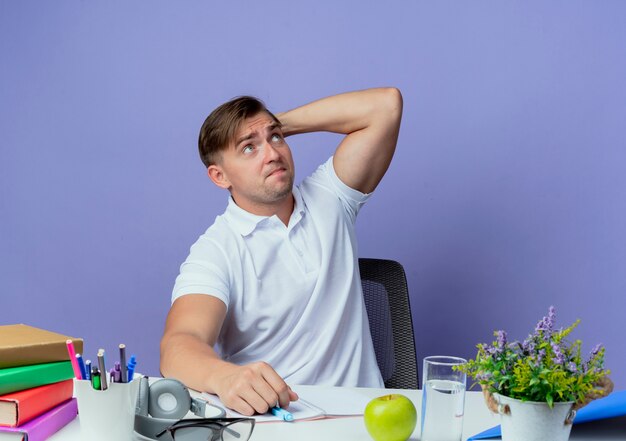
[485,345,497,356]
[535,306,557,334]
[552,342,564,365]
[590,343,603,358]
[522,336,536,354]
[477,372,493,382]
[567,362,578,373]
[536,348,546,366]
[497,330,507,349]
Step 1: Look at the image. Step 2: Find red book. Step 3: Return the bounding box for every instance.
[0,380,73,427]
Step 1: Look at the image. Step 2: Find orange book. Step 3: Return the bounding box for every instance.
[0,380,73,427]
[0,324,83,369]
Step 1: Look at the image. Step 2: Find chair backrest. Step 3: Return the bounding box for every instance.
[359,258,419,389]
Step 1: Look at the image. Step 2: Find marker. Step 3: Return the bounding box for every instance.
[127,355,137,381]
[113,362,122,383]
[85,360,92,380]
[76,353,87,380]
[65,340,82,380]
[97,349,108,390]
[119,344,128,383]
[271,406,294,422]
[91,367,101,390]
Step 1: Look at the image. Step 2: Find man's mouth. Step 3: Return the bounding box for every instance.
[266,167,286,178]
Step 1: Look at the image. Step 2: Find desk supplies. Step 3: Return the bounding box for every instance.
[75,354,87,380]
[90,368,101,390]
[200,386,370,423]
[119,344,128,383]
[127,355,137,381]
[0,361,74,395]
[271,406,294,422]
[110,364,122,383]
[0,398,77,441]
[65,340,82,380]
[0,379,73,427]
[0,325,82,439]
[0,324,83,370]
[96,349,107,390]
[84,360,92,381]
[74,377,141,440]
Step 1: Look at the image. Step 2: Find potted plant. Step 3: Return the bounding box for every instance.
[458,306,613,441]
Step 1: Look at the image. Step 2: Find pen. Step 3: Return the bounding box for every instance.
[113,362,122,383]
[119,344,128,383]
[97,349,108,390]
[76,353,87,380]
[85,360,92,380]
[91,367,101,390]
[271,406,294,422]
[127,355,137,381]
[65,340,82,380]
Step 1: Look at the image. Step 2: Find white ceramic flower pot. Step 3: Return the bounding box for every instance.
[494,393,576,441]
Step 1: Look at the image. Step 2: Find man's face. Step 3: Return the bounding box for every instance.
[209,112,295,213]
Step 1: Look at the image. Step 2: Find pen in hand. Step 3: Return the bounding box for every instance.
[271,406,294,422]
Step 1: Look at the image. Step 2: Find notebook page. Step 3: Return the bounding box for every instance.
[292,385,371,416]
[200,393,325,422]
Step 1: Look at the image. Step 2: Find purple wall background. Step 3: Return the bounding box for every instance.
[2,2,625,389]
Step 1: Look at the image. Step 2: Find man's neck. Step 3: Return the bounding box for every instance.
[231,194,295,227]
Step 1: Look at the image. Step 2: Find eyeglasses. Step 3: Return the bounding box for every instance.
[155,418,255,441]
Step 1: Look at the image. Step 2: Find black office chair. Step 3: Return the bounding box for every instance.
[359,258,419,389]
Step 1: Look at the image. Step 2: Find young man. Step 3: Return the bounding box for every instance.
[160,88,403,416]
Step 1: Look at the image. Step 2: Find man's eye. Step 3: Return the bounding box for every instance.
[242,145,254,154]
[271,134,282,143]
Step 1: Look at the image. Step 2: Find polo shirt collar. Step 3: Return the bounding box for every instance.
[223,187,306,237]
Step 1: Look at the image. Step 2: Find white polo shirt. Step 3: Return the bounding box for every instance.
[172,157,384,387]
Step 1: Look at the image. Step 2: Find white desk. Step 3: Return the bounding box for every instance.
[48,386,625,441]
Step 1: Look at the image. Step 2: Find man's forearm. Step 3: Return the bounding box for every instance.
[277,87,402,194]
[277,87,401,137]
[160,331,232,394]
[161,331,298,415]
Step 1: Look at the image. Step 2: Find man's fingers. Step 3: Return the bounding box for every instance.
[242,387,275,414]
[257,362,292,408]
[225,395,255,416]
[217,361,294,415]
[248,380,279,413]
[288,387,299,402]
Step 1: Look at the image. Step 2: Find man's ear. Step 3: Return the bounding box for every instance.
[208,164,231,190]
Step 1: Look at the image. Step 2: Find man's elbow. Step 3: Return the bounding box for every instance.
[159,330,182,377]
[372,87,402,126]
[382,87,403,120]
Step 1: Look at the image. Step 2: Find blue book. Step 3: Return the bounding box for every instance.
[467,390,626,440]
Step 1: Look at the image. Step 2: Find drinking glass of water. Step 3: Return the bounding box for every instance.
[420,356,467,441]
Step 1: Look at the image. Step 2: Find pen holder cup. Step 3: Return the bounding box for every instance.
[74,377,141,441]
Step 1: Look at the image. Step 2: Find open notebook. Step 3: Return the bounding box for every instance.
[200,386,371,423]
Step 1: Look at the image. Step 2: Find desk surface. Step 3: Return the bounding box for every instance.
[49,386,624,441]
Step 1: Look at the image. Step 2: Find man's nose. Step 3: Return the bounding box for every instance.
[263,141,281,161]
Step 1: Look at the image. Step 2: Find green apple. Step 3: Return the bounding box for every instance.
[364,394,417,441]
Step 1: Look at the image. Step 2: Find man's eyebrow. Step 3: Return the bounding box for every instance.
[235,132,255,146]
[235,122,282,146]
[269,122,282,131]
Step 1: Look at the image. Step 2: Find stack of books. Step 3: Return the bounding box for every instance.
[0,324,82,441]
